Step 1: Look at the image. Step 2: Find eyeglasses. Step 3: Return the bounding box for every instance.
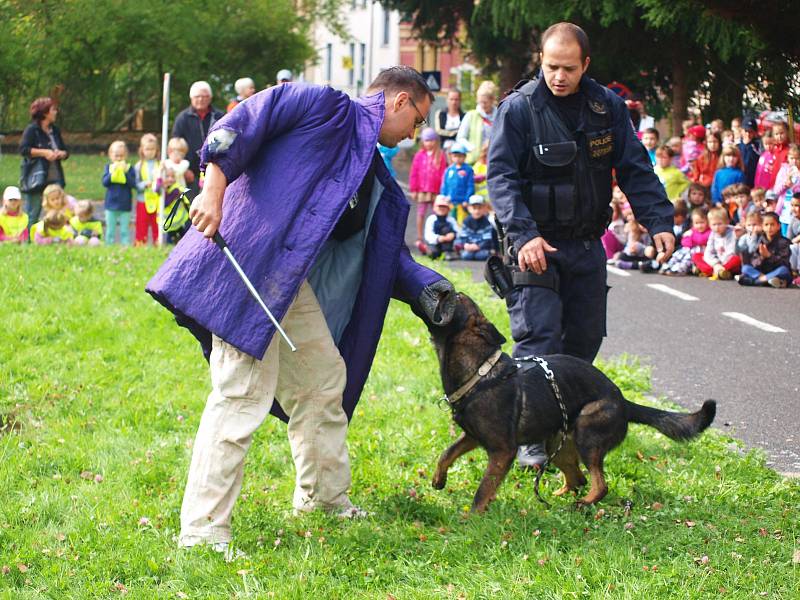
[408,96,428,129]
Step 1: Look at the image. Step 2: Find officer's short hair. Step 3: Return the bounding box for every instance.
[367,66,434,104]
[541,22,590,62]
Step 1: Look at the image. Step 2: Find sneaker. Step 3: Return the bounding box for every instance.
[415,240,428,255]
[517,443,547,470]
[768,277,787,289]
[616,260,634,270]
[738,275,755,286]
[211,542,248,562]
[691,265,700,276]
[718,268,733,280]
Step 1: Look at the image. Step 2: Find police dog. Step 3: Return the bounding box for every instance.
[418,293,715,513]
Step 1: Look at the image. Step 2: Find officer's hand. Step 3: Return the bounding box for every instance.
[518,237,558,274]
[190,189,223,239]
[652,232,675,264]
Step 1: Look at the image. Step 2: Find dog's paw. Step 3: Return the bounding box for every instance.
[431,472,447,490]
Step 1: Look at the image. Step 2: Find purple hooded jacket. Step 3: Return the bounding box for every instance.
[146,83,443,421]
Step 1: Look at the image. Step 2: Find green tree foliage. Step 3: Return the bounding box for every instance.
[0,0,320,132]
[384,0,799,131]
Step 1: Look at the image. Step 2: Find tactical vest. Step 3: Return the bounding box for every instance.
[514,79,613,239]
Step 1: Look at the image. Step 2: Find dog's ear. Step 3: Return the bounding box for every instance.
[476,318,506,347]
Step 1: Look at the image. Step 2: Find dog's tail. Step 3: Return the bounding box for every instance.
[625,399,716,441]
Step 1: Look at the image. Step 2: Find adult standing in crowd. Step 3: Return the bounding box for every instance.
[434,89,465,152]
[276,69,293,84]
[488,22,674,469]
[19,97,69,229]
[738,117,762,187]
[457,81,497,165]
[226,77,256,113]
[146,66,455,557]
[172,81,224,194]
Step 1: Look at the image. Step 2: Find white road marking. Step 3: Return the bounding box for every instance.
[606,265,631,277]
[646,283,699,301]
[722,312,787,333]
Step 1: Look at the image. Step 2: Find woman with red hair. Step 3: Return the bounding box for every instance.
[18,97,69,230]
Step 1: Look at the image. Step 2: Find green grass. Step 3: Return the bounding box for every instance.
[1,247,798,599]
[0,153,109,200]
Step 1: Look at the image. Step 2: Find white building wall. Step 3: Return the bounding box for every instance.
[304,1,400,97]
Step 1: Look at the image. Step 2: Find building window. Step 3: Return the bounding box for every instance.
[349,43,355,87]
[325,43,332,82]
[382,8,390,46]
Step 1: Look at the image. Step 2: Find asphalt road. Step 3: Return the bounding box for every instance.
[398,178,799,475]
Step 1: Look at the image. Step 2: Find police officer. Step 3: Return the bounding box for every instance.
[487,22,675,468]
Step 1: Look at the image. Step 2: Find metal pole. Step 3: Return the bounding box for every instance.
[159,73,170,246]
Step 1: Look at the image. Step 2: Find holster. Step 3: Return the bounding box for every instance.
[483,220,559,298]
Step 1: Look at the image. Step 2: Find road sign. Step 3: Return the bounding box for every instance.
[422,70,441,92]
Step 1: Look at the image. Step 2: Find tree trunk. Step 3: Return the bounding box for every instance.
[498,37,535,96]
[706,55,746,124]
[671,50,689,137]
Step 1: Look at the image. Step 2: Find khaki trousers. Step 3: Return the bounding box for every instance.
[179,281,350,546]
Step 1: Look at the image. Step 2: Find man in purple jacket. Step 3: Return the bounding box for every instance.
[146,67,454,555]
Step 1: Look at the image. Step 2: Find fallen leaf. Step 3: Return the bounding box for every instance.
[80,471,93,480]
[17,564,28,573]
[532,529,541,537]
[418,534,428,542]
[1,566,9,575]
[237,569,250,576]
[685,520,696,528]
[113,582,128,594]
[56,533,66,541]
[651,502,664,511]
[176,593,188,599]
[636,451,644,461]
[792,549,800,564]
[624,522,634,530]
[758,528,768,537]
[594,509,605,520]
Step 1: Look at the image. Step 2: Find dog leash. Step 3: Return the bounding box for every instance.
[515,355,569,508]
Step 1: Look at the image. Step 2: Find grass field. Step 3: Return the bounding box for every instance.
[0,245,797,598]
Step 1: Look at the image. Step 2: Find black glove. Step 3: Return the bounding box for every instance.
[416,279,456,326]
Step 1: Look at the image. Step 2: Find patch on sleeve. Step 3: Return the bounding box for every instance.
[206,128,238,155]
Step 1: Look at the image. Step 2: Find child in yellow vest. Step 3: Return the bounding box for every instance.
[0,186,29,243]
[42,183,77,220]
[472,142,491,207]
[135,133,161,246]
[102,140,137,245]
[32,209,74,245]
[70,200,103,246]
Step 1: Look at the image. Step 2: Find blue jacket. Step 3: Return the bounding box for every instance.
[457,215,496,250]
[711,166,745,204]
[102,163,137,211]
[737,139,762,187]
[441,163,475,204]
[146,84,443,423]
[488,72,672,250]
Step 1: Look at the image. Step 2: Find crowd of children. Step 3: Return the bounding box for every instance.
[410,127,499,261]
[1,133,192,247]
[605,115,800,288]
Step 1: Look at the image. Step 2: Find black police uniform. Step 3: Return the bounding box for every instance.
[488,72,673,362]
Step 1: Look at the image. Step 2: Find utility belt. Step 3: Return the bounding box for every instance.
[484,219,559,299]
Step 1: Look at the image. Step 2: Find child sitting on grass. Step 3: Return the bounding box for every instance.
[0,186,29,244]
[681,182,711,212]
[610,208,650,269]
[456,195,496,261]
[736,211,791,287]
[42,183,77,220]
[32,209,74,245]
[70,200,103,246]
[695,206,741,279]
[102,140,136,245]
[422,195,459,260]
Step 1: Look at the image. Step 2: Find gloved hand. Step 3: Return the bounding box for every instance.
[416,279,456,326]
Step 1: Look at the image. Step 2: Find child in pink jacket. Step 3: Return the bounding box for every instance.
[409,127,447,253]
[659,207,710,275]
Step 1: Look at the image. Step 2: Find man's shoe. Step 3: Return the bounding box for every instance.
[638,260,658,273]
[768,277,787,289]
[517,443,547,470]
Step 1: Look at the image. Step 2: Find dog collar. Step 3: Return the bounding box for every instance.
[443,349,503,408]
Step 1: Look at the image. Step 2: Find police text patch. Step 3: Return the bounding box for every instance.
[589,132,613,159]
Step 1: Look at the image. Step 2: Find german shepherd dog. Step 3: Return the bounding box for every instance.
[418,293,715,513]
